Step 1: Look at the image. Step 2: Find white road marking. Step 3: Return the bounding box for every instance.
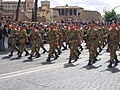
[0,62,65,80]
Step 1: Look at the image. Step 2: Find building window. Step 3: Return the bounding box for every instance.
[27,4,29,7]
[62,9,64,15]
[70,9,72,15]
[74,9,77,15]
[58,9,60,15]
[78,12,80,16]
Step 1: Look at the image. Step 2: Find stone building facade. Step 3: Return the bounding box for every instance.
[52,5,84,22]
[38,0,102,22]
[83,10,102,21]
[0,0,34,21]
[37,1,53,22]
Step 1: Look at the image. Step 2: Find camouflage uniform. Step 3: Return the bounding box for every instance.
[61,28,69,50]
[46,29,59,62]
[38,29,47,54]
[68,29,80,63]
[8,29,20,56]
[56,30,63,55]
[17,30,29,58]
[98,28,103,53]
[77,29,84,51]
[87,29,99,65]
[107,28,119,68]
[28,30,42,60]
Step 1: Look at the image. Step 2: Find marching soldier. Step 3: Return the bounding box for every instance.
[28,29,42,60]
[38,28,47,54]
[17,28,29,58]
[107,23,119,68]
[46,28,59,62]
[61,26,69,50]
[87,25,99,66]
[55,29,63,55]
[8,26,20,57]
[68,27,80,63]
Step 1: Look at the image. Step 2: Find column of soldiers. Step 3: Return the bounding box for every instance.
[8,22,120,68]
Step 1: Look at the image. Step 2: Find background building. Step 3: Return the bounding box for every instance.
[38,0,102,22]
[37,1,53,22]
[52,5,84,22]
[83,10,102,22]
[0,0,34,21]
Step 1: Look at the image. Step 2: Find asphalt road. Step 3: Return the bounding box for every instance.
[0,44,120,90]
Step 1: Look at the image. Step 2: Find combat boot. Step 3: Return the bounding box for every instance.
[93,58,98,64]
[42,50,47,54]
[54,53,59,60]
[58,51,61,55]
[35,53,41,58]
[107,62,112,68]
[114,60,119,67]
[17,50,20,55]
[46,57,51,62]
[87,60,92,66]
[96,52,99,56]
[41,46,47,54]
[78,51,81,56]
[99,48,102,53]
[9,51,13,57]
[79,45,83,51]
[102,44,106,48]
[28,54,33,60]
[68,58,72,64]
[62,45,67,51]
[18,53,22,58]
[81,47,83,51]
[62,48,66,51]
[74,56,79,62]
[25,51,29,56]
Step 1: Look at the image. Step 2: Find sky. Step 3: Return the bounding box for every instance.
[3,0,120,15]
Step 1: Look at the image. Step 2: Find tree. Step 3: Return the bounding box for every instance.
[15,0,21,21]
[34,0,38,22]
[104,9,117,23]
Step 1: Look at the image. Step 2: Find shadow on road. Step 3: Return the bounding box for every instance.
[80,65,102,70]
[41,61,55,65]
[10,57,21,60]
[64,63,79,68]
[2,56,11,59]
[100,68,120,73]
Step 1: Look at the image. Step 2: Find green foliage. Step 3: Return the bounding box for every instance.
[104,9,117,23]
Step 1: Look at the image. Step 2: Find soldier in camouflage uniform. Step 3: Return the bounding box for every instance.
[87,27,99,66]
[28,29,42,60]
[46,28,59,62]
[76,26,84,51]
[17,29,29,58]
[107,23,119,68]
[38,28,47,54]
[8,27,20,56]
[97,27,103,53]
[68,27,80,63]
[55,29,63,55]
[61,27,69,50]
